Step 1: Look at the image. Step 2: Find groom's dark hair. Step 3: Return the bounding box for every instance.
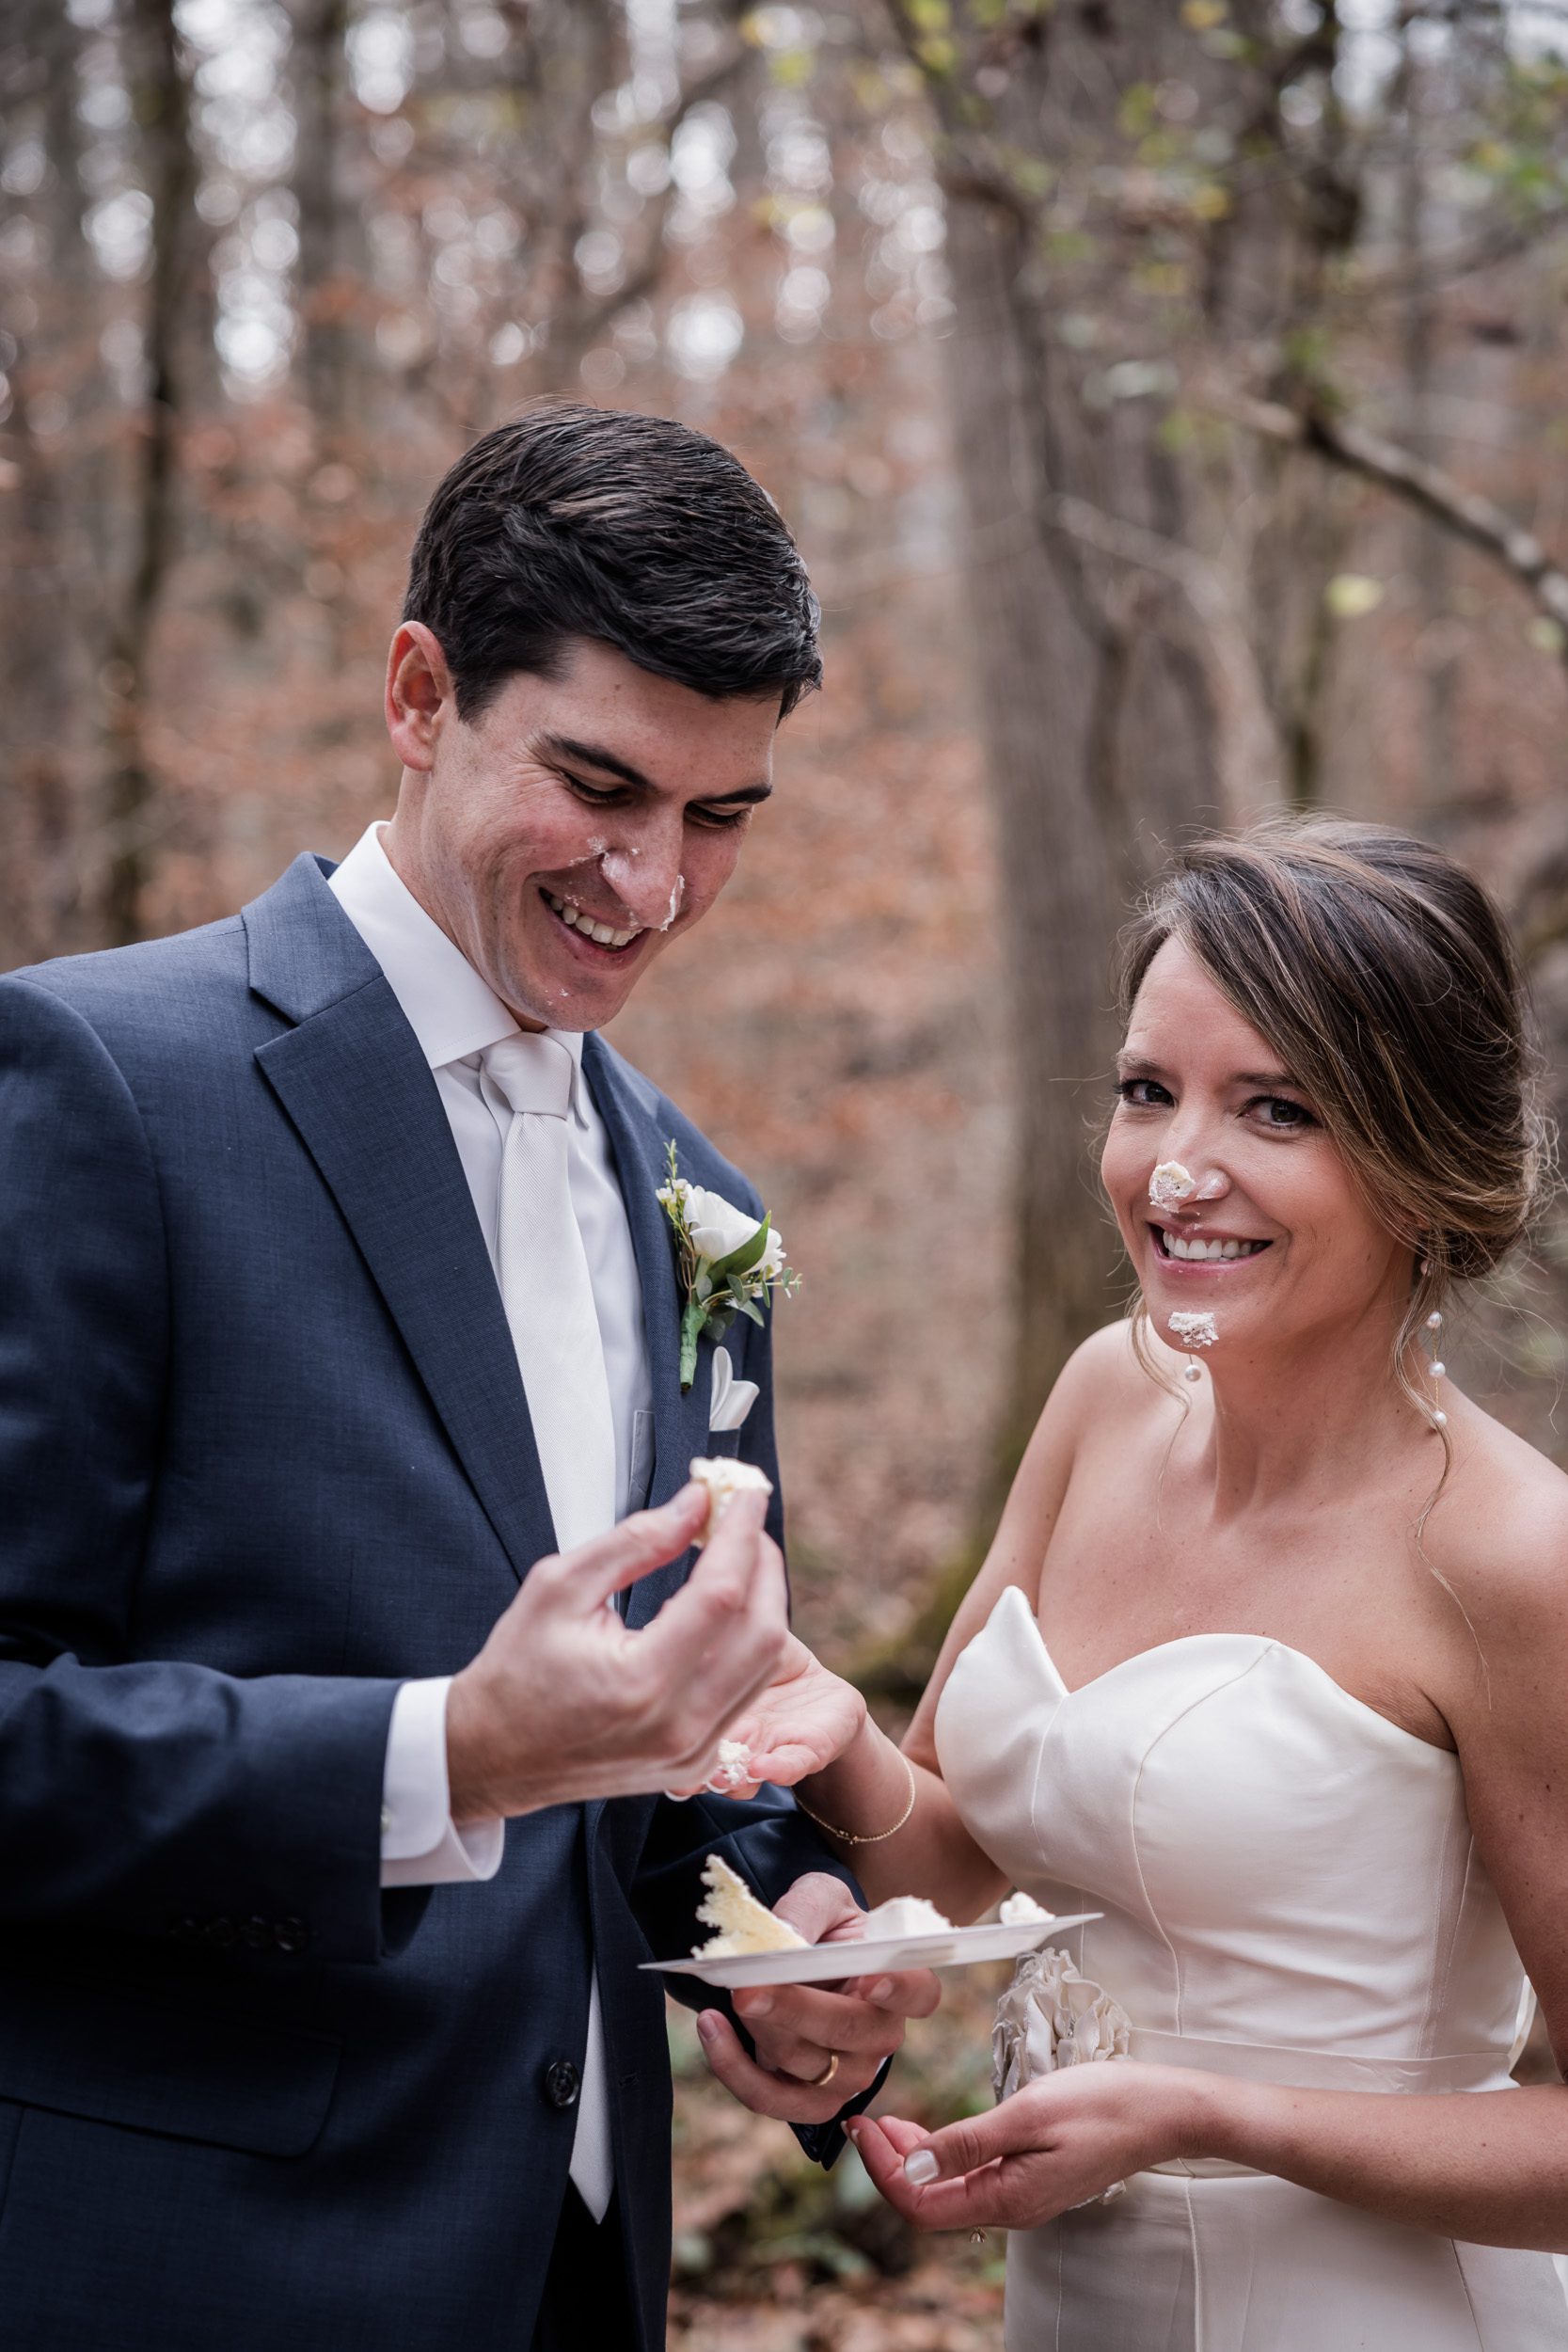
[403,403,822,722]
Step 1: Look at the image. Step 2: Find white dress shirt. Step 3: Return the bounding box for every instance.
[326,823,654,1883]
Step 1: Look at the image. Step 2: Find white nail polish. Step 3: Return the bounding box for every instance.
[904,2149,940,2185]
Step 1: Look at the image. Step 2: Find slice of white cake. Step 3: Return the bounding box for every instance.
[692,1854,807,1958]
[689,1456,773,1548]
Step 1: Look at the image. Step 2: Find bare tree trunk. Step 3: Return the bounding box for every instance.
[103,0,198,946]
[1398,35,1458,810]
[290,0,351,440]
[940,194,1136,1459]
[907,0,1325,1461]
[0,0,98,965]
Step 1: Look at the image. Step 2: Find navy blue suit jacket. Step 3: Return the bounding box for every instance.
[0,854,857,2350]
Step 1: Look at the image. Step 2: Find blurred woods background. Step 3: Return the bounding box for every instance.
[4,0,1568,2340]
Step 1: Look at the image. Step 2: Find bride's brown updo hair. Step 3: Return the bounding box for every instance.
[1115,816,1549,1418]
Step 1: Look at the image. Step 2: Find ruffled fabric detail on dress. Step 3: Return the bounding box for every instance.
[993,1946,1135,2204]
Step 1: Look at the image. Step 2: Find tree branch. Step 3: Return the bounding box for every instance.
[1039,489,1281,818]
[1205,385,1568,658]
[1343,212,1568,311]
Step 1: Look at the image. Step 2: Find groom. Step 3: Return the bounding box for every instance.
[0,406,935,2349]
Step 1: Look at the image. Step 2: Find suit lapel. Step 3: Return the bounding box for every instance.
[245,857,555,1586]
[582,1036,712,1630]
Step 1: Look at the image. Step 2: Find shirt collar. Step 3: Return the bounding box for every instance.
[327,821,585,1089]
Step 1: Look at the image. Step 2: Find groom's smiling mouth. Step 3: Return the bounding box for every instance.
[540,887,644,954]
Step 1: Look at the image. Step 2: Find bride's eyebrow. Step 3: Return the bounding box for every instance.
[1116,1052,1304,1090]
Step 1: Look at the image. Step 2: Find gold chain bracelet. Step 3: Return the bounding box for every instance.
[795,1747,917,1846]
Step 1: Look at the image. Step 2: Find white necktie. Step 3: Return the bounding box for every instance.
[483,1033,616,2221]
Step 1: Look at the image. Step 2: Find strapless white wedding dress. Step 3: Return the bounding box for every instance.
[934,1584,1568,2349]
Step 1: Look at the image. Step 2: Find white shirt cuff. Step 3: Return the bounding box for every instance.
[379,1677,505,1885]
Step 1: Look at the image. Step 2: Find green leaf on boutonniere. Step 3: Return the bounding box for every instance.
[710,1215,773,1282]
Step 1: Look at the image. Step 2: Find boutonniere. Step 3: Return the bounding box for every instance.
[657,1141,800,1392]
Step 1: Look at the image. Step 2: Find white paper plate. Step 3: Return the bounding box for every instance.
[642,1911,1101,1990]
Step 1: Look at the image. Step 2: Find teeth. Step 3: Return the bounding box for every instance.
[544,890,640,948]
[1163,1232,1266,1262]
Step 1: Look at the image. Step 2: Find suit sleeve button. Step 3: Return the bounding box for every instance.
[274,1917,311,1955]
[241,1916,271,1951]
[205,1915,237,1948]
[167,1915,201,1943]
[542,2059,581,2110]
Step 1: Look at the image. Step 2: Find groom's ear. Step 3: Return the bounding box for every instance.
[385,622,457,771]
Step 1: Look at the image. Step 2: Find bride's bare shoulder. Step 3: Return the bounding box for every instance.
[1046,1319,1180,1445]
[995,1323,1170,1529]
[911,1323,1173,1731]
[1430,1402,1568,1644]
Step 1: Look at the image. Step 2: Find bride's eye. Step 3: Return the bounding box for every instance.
[1117,1078,1173,1110]
[1247,1093,1316,1130]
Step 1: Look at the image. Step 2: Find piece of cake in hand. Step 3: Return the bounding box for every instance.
[692,1854,807,1958]
[689,1456,773,1549]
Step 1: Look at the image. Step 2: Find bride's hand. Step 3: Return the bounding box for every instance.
[665,1633,866,1797]
[847,2064,1203,2231]
[722,1631,867,1789]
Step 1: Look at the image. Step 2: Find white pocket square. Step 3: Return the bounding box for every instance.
[709,1348,759,1433]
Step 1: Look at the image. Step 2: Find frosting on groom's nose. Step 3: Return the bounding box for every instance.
[596,846,687,933]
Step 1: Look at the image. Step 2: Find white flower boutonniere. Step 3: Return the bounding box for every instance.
[657,1141,800,1393]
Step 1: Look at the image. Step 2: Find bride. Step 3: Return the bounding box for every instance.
[703,818,1568,2345]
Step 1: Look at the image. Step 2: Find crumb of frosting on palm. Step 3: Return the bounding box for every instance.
[1169,1310,1218,1348]
[710,1739,752,1790]
[1149,1160,1196,1207]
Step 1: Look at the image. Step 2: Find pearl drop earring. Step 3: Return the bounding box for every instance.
[1182,1358,1203,1385]
[1425,1306,1447,1429]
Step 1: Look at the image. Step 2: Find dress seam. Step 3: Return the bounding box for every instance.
[1425,1818,1476,2061]
[1449,2235,1487,2350]
[1127,1643,1275,2039]
[1184,2176,1203,2352]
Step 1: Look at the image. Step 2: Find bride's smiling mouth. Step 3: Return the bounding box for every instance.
[1150,1223,1274,1266]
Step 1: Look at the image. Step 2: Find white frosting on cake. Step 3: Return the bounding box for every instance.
[1169,1310,1218,1349]
[691,1854,806,1957]
[999,1890,1050,1926]
[858,1894,952,1939]
[689,1456,773,1547]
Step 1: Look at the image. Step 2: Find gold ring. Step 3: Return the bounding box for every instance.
[807,2052,840,2088]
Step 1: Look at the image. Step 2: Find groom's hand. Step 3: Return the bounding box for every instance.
[445,1486,788,1818]
[696,1872,941,2125]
